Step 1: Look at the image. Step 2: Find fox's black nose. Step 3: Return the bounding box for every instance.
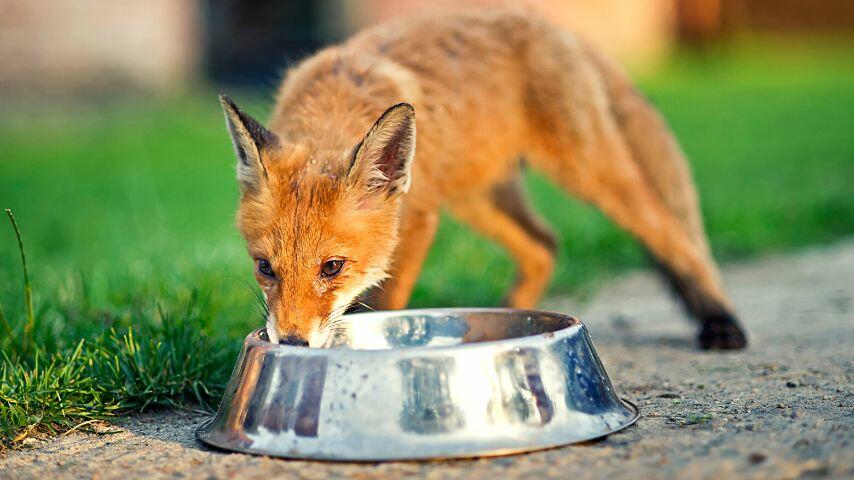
[279,335,309,347]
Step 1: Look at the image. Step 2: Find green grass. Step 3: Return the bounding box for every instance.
[0,210,239,447]
[1,41,852,447]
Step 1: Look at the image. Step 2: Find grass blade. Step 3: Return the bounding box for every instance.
[5,209,35,354]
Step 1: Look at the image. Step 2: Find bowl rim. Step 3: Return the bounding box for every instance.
[247,307,583,355]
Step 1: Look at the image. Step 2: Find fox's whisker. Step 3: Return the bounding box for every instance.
[319,303,353,330]
[356,301,375,311]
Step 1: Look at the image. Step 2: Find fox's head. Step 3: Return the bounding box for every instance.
[220,95,415,347]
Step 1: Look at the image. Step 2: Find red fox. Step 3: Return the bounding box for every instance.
[221,8,747,350]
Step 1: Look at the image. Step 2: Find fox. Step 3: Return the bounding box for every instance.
[220,8,748,350]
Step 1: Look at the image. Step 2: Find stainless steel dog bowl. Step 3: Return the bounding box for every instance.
[196,308,638,460]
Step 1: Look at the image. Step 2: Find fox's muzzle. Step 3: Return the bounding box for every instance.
[278,335,309,347]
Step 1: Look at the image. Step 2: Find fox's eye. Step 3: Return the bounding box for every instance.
[257,258,276,279]
[321,259,344,278]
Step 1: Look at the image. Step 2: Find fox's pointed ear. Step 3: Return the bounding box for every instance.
[220,95,278,192]
[348,103,416,197]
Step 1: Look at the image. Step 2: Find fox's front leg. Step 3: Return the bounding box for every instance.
[373,206,440,309]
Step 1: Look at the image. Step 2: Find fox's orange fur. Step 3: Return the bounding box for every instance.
[222,8,747,350]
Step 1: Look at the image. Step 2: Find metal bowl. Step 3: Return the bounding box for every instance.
[196,308,638,461]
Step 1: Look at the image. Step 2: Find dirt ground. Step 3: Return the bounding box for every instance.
[3,241,852,479]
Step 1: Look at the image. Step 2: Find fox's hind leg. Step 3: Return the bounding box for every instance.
[525,26,745,349]
[448,173,558,308]
[535,143,745,349]
[531,131,746,348]
[581,48,747,348]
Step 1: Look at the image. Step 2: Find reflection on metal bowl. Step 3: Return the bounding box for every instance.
[196,308,639,461]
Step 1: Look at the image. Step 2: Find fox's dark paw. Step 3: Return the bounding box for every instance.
[698,314,748,350]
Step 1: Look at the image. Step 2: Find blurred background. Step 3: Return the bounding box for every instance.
[0,0,852,339]
[3,0,854,92]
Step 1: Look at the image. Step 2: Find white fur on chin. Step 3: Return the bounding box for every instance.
[265,312,280,344]
[308,328,334,348]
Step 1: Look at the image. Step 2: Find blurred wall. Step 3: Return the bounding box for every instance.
[0,0,200,97]
[723,0,854,33]
[0,0,850,97]
[334,0,677,70]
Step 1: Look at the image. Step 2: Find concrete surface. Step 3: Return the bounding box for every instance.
[3,241,853,479]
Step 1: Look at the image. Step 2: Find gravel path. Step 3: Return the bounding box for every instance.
[4,241,853,479]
